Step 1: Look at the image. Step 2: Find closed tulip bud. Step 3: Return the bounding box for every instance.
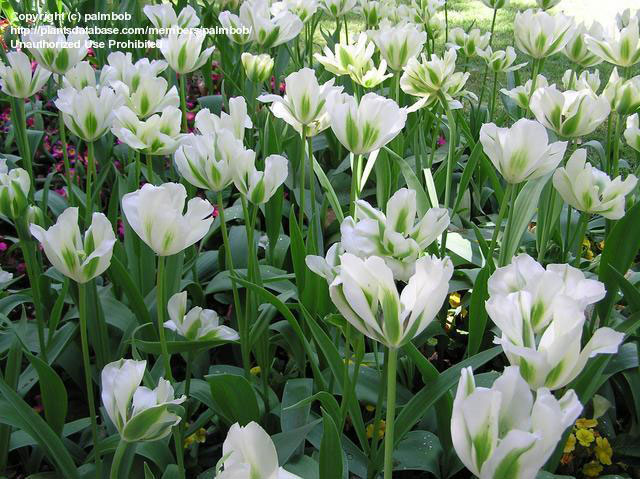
[165,291,239,342]
[447,28,490,58]
[452,366,582,479]
[479,0,508,8]
[479,119,567,184]
[0,51,51,99]
[563,22,604,68]
[99,52,168,91]
[486,254,624,389]
[536,0,562,9]
[258,68,342,136]
[30,207,116,283]
[62,61,97,90]
[553,149,637,220]
[143,3,200,29]
[369,20,426,71]
[26,205,45,228]
[55,85,125,142]
[602,68,640,116]
[0,160,30,219]
[194,97,253,141]
[320,0,357,17]
[514,9,575,59]
[318,253,452,347]
[241,53,274,83]
[340,188,449,281]
[216,422,302,479]
[501,74,549,110]
[327,92,407,155]
[561,69,600,93]
[271,0,319,23]
[122,182,214,256]
[625,113,640,152]
[158,31,215,74]
[23,29,89,75]
[101,359,185,443]
[585,18,640,68]
[530,85,611,138]
[111,106,184,156]
[233,153,288,204]
[478,46,527,73]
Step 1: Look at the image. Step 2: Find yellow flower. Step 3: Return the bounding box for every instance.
[449,292,461,309]
[582,238,594,260]
[594,437,613,465]
[183,428,207,448]
[576,418,598,429]
[250,366,261,376]
[576,428,595,447]
[563,433,576,453]
[583,461,603,477]
[366,420,385,439]
[365,404,376,413]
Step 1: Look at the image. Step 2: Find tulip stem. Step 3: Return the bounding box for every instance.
[498,183,518,267]
[298,128,307,227]
[611,113,625,178]
[156,255,173,381]
[85,141,95,226]
[349,153,363,218]
[146,154,154,184]
[109,439,128,479]
[12,98,34,197]
[488,183,514,265]
[489,71,498,122]
[57,76,74,207]
[383,347,398,479]
[306,133,320,253]
[179,74,188,133]
[339,323,351,428]
[441,96,457,256]
[571,212,589,267]
[78,282,102,478]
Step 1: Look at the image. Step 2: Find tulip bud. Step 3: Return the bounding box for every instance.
[563,21,604,68]
[165,291,239,342]
[602,68,640,116]
[625,113,640,152]
[26,205,45,228]
[158,31,215,74]
[452,366,582,479]
[616,8,640,29]
[0,52,51,99]
[553,149,637,220]
[478,46,527,73]
[232,153,288,204]
[101,359,185,443]
[447,28,490,58]
[514,9,575,59]
[500,74,548,110]
[320,0,357,17]
[368,20,427,71]
[30,207,116,284]
[195,97,253,141]
[561,69,600,93]
[23,29,89,75]
[585,18,640,67]
[241,53,275,83]
[62,61,97,90]
[99,51,168,91]
[0,160,30,219]
[360,0,381,27]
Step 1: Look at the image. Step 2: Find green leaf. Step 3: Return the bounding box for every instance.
[281,379,314,433]
[197,95,223,115]
[25,351,67,436]
[205,372,260,425]
[393,430,443,476]
[144,462,157,479]
[467,265,491,357]
[319,410,343,479]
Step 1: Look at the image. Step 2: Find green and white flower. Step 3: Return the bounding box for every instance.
[0,51,51,99]
[478,46,528,73]
[143,3,200,29]
[563,21,604,68]
[165,291,239,342]
[479,0,508,9]
[111,106,184,156]
[368,20,427,71]
[195,97,253,140]
[536,0,562,10]
[241,53,275,83]
[23,29,89,75]
[271,0,318,23]
[232,152,288,204]
[585,17,640,67]
[625,113,640,152]
[158,30,215,74]
[561,69,600,93]
[514,9,575,59]
[61,61,97,90]
[0,159,30,219]
[100,52,168,90]
[320,0,357,17]
[602,68,640,116]
[112,74,179,119]
[500,74,548,110]
[447,27,491,58]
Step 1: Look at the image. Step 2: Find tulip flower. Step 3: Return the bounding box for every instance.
[218,11,254,45]
[174,129,249,192]
[0,160,30,219]
[425,14,445,40]
[553,149,637,220]
[320,0,357,17]
[305,242,343,284]
[112,74,179,119]
[122,182,214,256]
[561,69,600,93]
[216,422,302,479]
[241,53,275,83]
[563,21,604,68]
[143,3,200,29]
[327,92,407,155]
[55,85,125,142]
[369,20,426,71]
[585,18,640,67]
[616,8,640,29]
[30,207,116,284]
[452,366,582,479]
[258,68,342,136]
[271,0,319,23]
[479,0,508,8]
[447,28,491,58]
[514,9,575,59]
[536,0,562,9]
[23,29,89,75]
[100,51,168,90]
[158,30,215,74]
[401,49,474,112]
[194,97,253,141]
[101,359,185,442]
[0,51,51,98]
[61,61,97,90]
[232,152,288,204]
[602,68,640,116]
[478,46,527,73]
[111,106,184,156]
[360,0,382,27]
[625,113,640,152]
[530,85,611,138]
[500,74,548,110]
[479,119,567,184]
[165,291,239,342]
[340,188,450,280]
[0,267,13,285]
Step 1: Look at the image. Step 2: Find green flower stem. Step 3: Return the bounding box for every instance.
[298,129,307,227]
[563,205,573,262]
[383,347,398,479]
[339,323,352,428]
[306,133,320,253]
[57,76,74,206]
[526,59,544,118]
[571,212,589,267]
[135,150,141,186]
[146,153,154,184]
[78,282,102,478]
[85,141,95,226]
[477,8,498,108]
[440,97,457,256]
[488,182,515,265]
[611,113,625,178]
[174,428,185,479]
[240,195,259,374]
[179,73,188,133]
[109,439,128,479]
[498,183,518,267]
[12,98,34,197]
[349,153,363,218]
[488,7,498,47]
[156,255,173,381]
[489,71,498,122]
[605,113,614,172]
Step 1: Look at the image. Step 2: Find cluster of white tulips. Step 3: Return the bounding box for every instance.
[0,0,639,478]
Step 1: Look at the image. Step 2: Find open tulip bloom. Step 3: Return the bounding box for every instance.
[0,51,51,99]
[111,106,184,155]
[232,152,289,204]
[100,51,169,91]
[271,0,319,24]
[62,61,97,90]
[561,69,600,93]
[585,17,640,67]
[563,21,604,68]
[165,291,239,342]
[514,9,575,59]
[478,46,528,73]
[368,20,427,71]
[158,30,215,74]
[241,52,275,83]
[143,3,200,29]
[447,28,490,58]
[111,74,179,119]
[320,0,357,18]
[23,29,89,75]
[194,97,253,141]
[501,74,548,110]
[625,113,640,151]
[602,68,640,116]
[452,366,583,479]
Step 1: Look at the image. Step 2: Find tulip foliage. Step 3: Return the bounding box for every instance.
[1,1,640,479]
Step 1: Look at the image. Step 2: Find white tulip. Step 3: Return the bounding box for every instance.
[165,291,239,342]
[23,29,89,74]
[561,69,600,93]
[218,11,254,45]
[55,85,125,142]
[368,20,426,71]
[305,242,343,283]
[452,366,582,479]
[602,68,640,116]
[530,85,610,138]
[340,188,450,280]
[258,68,342,136]
[101,359,185,442]
[111,106,184,156]
[62,61,97,90]
[99,52,168,90]
[500,74,548,110]
[232,152,288,204]
[112,74,179,119]
[536,0,562,10]
[30,207,116,284]
[216,422,301,479]
[616,8,640,29]
[122,182,214,256]
[143,3,200,29]
[625,113,640,152]
[479,119,567,184]
[194,97,253,141]
[320,0,357,17]
[0,159,30,219]
[478,46,527,73]
[514,9,575,59]
[447,28,490,58]
[271,0,318,23]
[553,149,637,220]
[360,0,382,27]
[479,0,508,9]
[0,51,51,98]
[563,21,604,68]
[327,92,407,155]
[0,267,13,285]
[585,18,640,67]
[158,31,215,74]
[241,52,275,83]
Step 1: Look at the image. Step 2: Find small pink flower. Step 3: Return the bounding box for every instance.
[212,205,219,218]
[437,135,446,147]
[17,263,26,274]
[54,187,67,198]
[0,242,7,252]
